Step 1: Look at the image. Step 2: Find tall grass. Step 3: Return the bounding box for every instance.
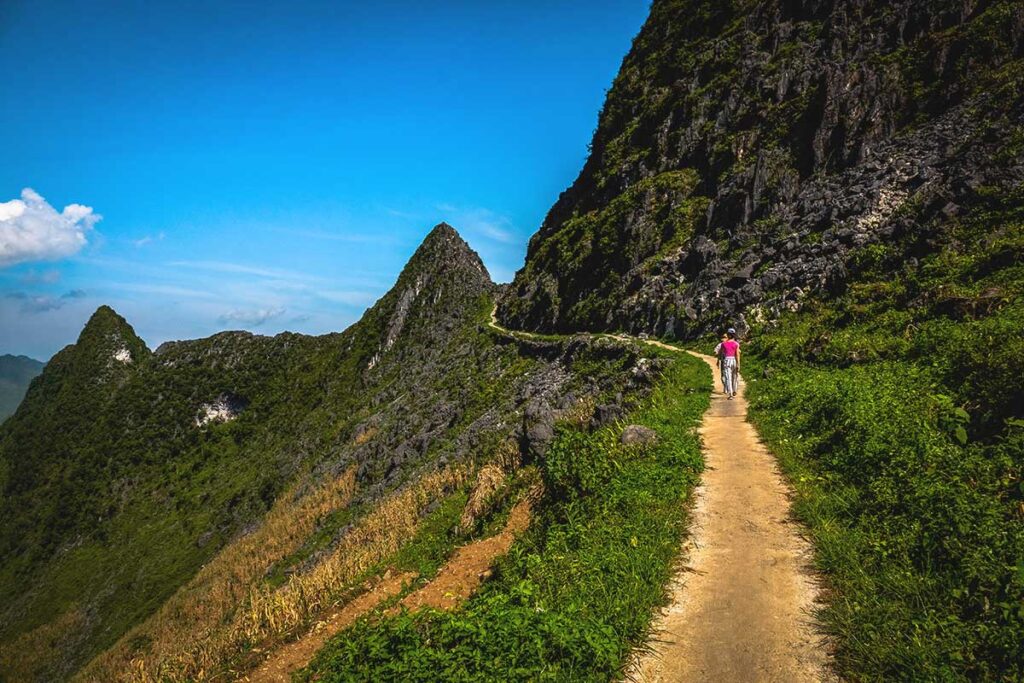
[0,605,87,681]
[747,363,1024,680]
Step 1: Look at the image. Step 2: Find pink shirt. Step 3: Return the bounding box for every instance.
[721,339,739,357]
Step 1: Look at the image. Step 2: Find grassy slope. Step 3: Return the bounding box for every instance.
[742,189,1024,680]
[297,351,709,682]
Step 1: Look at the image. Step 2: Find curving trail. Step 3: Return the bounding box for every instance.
[249,309,833,682]
[628,352,834,682]
[495,312,833,680]
[491,309,834,679]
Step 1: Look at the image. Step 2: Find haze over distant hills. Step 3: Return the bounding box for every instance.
[0,355,44,420]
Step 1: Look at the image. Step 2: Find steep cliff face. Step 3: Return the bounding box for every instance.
[0,225,651,681]
[500,0,1024,336]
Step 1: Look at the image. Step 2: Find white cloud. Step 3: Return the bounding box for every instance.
[115,282,220,300]
[0,188,100,267]
[5,289,87,314]
[436,204,517,244]
[20,268,61,284]
[384,207,420,221]
[169,260,328,283]
[218,307,286,327]
[132,231,165,247]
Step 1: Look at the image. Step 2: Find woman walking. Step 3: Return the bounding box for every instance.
[716,328,741,399]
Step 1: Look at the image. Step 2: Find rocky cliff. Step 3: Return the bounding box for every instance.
[499,0,1024,337]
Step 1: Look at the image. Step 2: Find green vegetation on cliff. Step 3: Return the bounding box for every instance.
[0,226,652,682]
[497,0,1024,675]
[744,188,1024,680]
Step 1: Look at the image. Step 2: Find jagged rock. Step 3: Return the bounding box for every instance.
[498,0,1024,340]
[591,403,624,428]
[194,393,248,427]
[521,399,555,461]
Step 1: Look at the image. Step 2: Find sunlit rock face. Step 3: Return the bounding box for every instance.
[499,0,1024,338]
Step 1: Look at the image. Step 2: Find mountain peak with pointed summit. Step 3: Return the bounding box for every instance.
[359,223,493,372]
[403,222,490,284]
[75,305,150,367]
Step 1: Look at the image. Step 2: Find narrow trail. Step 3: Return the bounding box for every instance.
[394,495,533,613]
[491,308,833,678]
[629,353,834,682]
[250,309,832,682]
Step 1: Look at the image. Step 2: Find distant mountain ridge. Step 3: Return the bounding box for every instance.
[0,355,44,421]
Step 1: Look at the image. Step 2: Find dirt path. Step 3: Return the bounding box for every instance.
[629,352,834,682]
[396,495,533,612]
[473,309,832,679]
[243,571,416,682]
[242,495,533,682]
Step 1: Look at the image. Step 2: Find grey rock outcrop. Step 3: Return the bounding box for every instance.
[499,0,1024,339]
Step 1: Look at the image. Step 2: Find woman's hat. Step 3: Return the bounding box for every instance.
[727,327,736,334]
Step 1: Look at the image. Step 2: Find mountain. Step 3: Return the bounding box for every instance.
[0,355,44,421]
[495,1,1023,679]
[3,2,1022,680]
[0,224,653,681]
[499,0,1023,338]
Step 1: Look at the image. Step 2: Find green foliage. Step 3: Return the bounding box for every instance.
[0,228,647,680]
[507,170,704,331]
[744,191,1024,680]
[298,355,710,682]
[392,489,471,578]
[541,428,623,499]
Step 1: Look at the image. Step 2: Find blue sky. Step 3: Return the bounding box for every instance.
[0,1,649,360]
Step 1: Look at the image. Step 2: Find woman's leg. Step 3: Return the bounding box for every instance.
[722,358,735,396]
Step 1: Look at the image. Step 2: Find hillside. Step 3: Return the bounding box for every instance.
[499,0,1022,338]
[0,224,654,681]
[2,1,1022,681]
[0,355,44,421]
[494,0,1023,679]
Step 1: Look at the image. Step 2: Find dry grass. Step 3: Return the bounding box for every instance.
[493,437,522,473]
[558,394,597,427]
[76,467,357,682]
[78,465,467,682]
[458,463,507,533]
[352,425,378,446]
